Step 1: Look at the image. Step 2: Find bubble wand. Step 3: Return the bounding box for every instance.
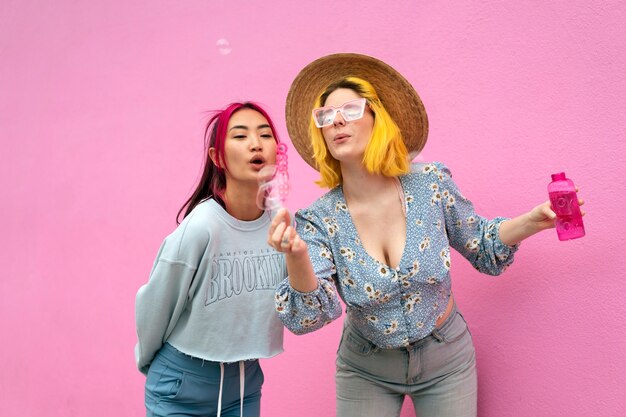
[256,143,289,211]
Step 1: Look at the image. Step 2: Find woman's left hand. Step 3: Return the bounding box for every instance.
[529,188,586,232]
[499,189,585,246]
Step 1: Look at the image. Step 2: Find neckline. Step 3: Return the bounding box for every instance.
[206,198,271,231]
[339,176,409,271]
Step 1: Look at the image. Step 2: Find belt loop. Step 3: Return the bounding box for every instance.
[431,329,444,343]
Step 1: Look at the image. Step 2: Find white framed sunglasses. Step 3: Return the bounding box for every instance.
[312,98,367,128]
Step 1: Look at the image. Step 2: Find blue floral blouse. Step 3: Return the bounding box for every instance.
[275,162,518,349]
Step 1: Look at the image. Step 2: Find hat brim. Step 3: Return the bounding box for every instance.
[285,53,428,169]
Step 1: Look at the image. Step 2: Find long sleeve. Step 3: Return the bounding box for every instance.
[433,162,518,275]
[275,209,342,335]
[134,241,198,374]
[135,219,209,374]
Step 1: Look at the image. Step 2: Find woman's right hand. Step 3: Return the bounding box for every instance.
[268,208,308,256]
[268,208,319,292]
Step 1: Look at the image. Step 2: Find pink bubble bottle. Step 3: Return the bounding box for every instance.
[548,172,585,241]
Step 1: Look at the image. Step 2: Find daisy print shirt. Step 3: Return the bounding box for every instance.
[275,162,518,349]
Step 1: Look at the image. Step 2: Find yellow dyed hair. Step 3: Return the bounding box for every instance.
[309,77,410,188]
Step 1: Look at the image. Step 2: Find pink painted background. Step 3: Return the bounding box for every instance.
[1,1,625,416]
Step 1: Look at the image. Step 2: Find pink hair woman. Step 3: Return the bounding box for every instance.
[136,102,285,417]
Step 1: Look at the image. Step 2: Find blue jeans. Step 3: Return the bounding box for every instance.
[336,306,477,417]
[145,343,264,417]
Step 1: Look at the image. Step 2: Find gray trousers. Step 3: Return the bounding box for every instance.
[336,306,477,417]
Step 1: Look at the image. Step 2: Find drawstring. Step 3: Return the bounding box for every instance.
[217,362,225,417]
[239,361,245,416]
[216,361,246,417]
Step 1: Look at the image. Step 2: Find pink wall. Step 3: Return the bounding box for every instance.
[1,1,624,416]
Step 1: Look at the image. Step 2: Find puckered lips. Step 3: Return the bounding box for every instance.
[249,154,267,171]
[333,133,350,143]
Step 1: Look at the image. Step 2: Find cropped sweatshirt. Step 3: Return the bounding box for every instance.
[135,198,285,374]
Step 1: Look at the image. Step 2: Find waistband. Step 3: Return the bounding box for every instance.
[159,343,258,378]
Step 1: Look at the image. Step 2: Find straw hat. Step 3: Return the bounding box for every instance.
[285,52,429,169]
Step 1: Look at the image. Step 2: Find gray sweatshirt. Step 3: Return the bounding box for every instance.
[135,198,285,374]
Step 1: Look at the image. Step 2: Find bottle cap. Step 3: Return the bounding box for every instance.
[551,172,566,181]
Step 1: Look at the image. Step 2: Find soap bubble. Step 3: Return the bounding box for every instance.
[216,38,232,55]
